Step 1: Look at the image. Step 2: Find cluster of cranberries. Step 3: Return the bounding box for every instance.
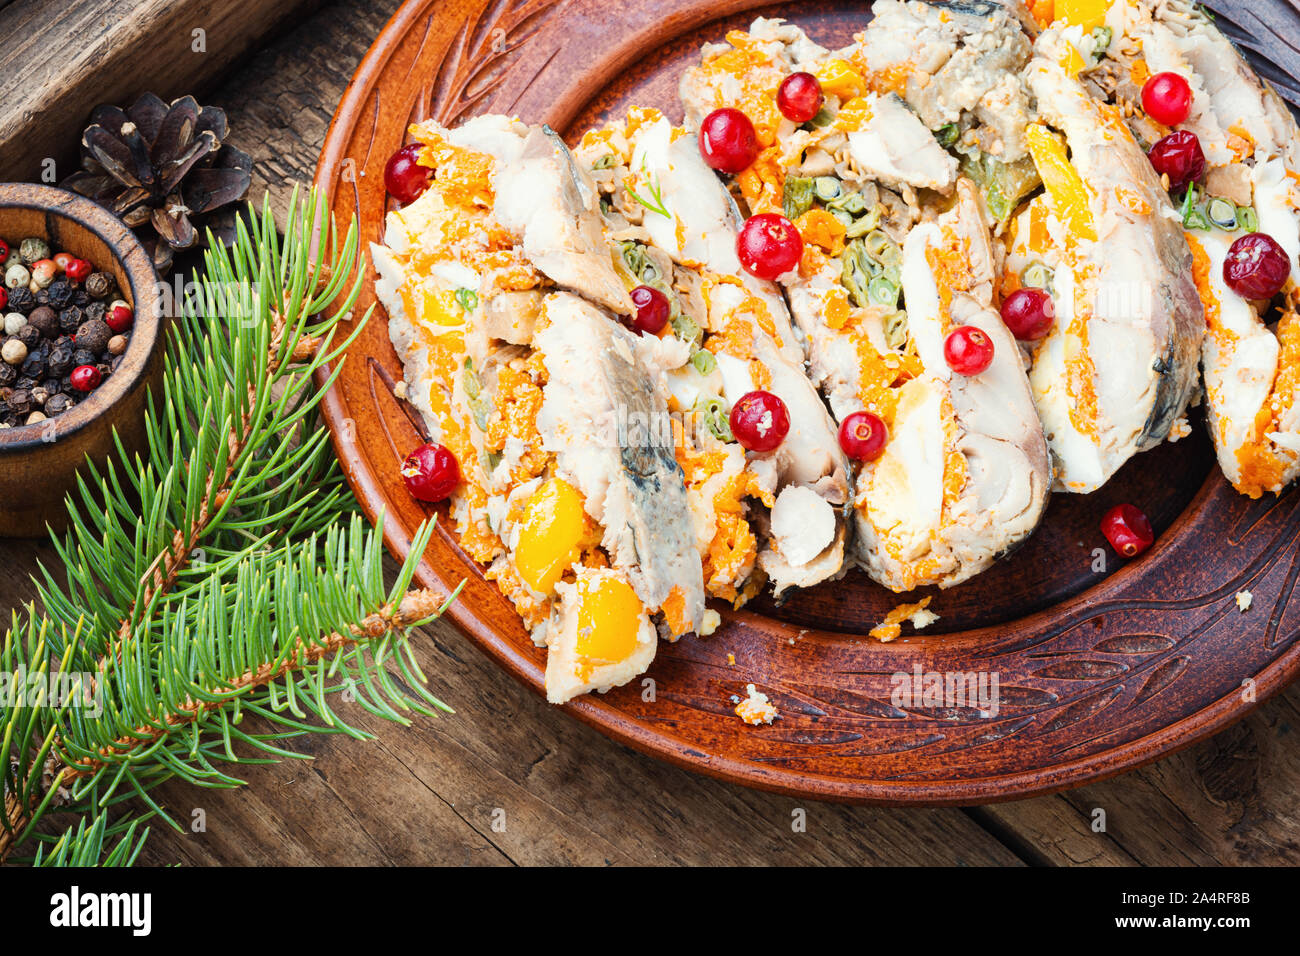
[0,237,133,427]
[1141,72,1292,301]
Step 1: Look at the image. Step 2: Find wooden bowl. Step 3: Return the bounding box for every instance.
[0,183,163,537]
[313,0,1300,803]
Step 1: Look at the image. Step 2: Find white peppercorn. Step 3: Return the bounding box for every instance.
[3,312,25,335]
[2,338,28,365]
[4,263,30,289]
[25,410,46,425]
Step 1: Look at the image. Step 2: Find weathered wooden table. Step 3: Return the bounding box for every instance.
[3,0,1298,866]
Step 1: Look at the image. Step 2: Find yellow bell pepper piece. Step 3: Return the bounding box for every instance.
[1024,123,1097,242]
[814,59,864,101]
[575,574,643,664]
[1059,43,1087,78]
[515,478,586,594]
[1057,0,1110,31]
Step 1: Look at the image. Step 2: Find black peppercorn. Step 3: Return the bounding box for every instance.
[45,279,74,310]
[74,318,112,355]
[30,385,48,407]
[85,273,114,299]
[46,343,73,378]
[20,349,45,379]
[6,287,34,313]
[14,375,36,390]
[17,324,40,348]
[72,348,95,367]
[83,301,106,323]
[72,290,89,307]
[45,393,73,416]
[58,306,83,334]
[7,388,30,417]
[26,305,58,338]
[0,363,14,387]
[34,289,49,307]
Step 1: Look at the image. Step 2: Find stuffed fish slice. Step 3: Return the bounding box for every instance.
[575,107,853,599]
[998,22,1205,492]
[372,115,705,703]
[1053,0,1300,497]
[851,0,1039,166]
[680,20,1051,591]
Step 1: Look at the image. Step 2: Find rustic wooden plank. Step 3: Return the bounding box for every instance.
[0,0,321,184]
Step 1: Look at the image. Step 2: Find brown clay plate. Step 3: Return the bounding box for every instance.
[313,0,1300,803]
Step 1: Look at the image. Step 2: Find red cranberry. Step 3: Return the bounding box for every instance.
[729,390,790,452]
[838,411,888,461]
[384,143,432,206]
[70,364,102,393]
[1001,288,1055,341]
[1223,233,1292,301]
[1101,503,1154,558]
[698,108,760,174]
[106,304,134,333]
[628,285,670,335]
[401,442,461,502]
[943,325,995,375]
[1141,72,1193,126]
[1148,130,1205,191]
[777,72,823,124]
[736,213,803,280]
[65,258,92,282]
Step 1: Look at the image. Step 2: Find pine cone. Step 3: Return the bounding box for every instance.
[63,94,252,274]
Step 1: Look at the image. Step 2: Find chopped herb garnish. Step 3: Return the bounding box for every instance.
[691,348,717,376]
[934,123,960,148]
[592,153,618,170]
[695,394,734,442]
[784,176,815,220]
[454,288,479,312]
[626,172,671,218]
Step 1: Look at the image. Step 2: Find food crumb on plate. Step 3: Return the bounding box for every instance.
[734,683,778,725]
[699,608,721,636]
[727,652,736,666]
[1168,417,1191,442]
[1236,590,1253,612]
[869,597,938,643]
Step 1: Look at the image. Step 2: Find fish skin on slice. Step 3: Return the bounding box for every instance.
[605,111,854,595]
[1015,25,1205,493]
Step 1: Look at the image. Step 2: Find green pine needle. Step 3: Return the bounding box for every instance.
[2,188,454,866]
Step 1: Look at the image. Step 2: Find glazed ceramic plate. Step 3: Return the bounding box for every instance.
[314,0,1300,803]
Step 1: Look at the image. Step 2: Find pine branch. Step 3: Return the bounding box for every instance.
[60,562,448,782]
[1,188,458,866]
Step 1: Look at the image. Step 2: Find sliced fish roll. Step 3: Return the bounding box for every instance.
[678,22,1051,590]
[852,0,1038,163]
[576,108,853,598]
[1060,0,1300,496]
[1006,26,1204,492]
[372,115,704,703]
[861,181,1050,590]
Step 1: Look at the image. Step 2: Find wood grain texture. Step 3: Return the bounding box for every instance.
[0,0,321,184]
[4,0,1300,866]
